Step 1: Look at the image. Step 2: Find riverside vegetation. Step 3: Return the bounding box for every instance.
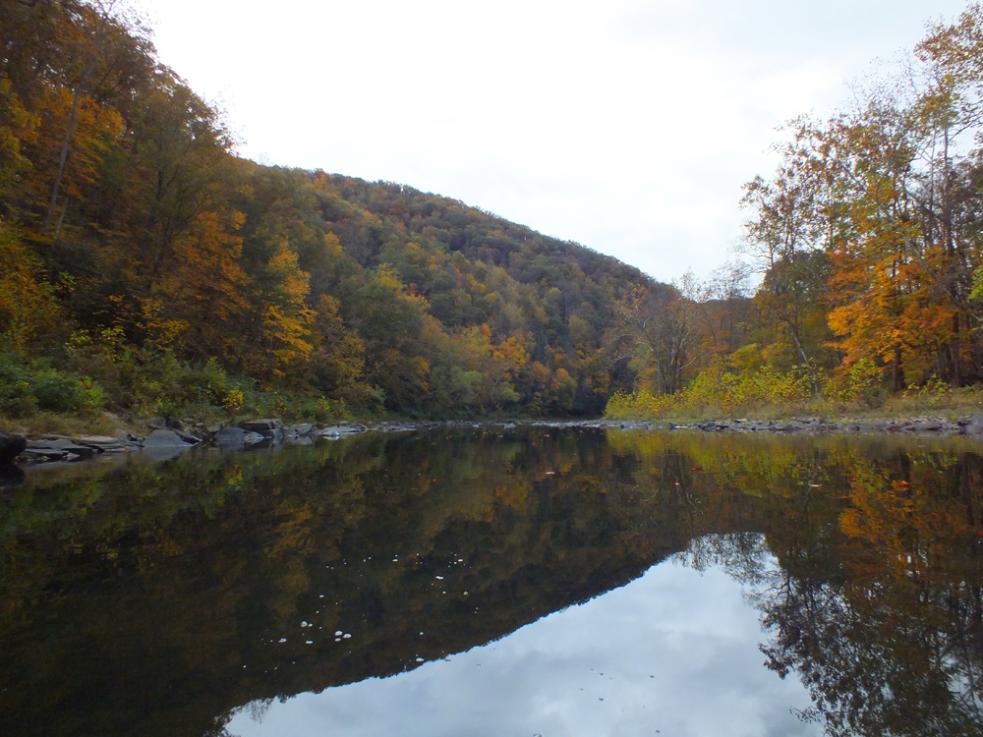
[606,4,983,423]
[5,3,983,435]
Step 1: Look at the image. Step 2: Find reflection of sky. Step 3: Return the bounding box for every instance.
[226,550,819,737]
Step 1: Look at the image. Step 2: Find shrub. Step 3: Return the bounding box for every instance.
[0,350,106,416]
[222,388,245,412]
[605,362,814,419]
[826,358,885,407]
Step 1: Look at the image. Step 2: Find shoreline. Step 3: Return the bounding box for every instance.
[5,412,983,470]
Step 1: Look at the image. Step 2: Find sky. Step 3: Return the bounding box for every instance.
[128,0,970,283]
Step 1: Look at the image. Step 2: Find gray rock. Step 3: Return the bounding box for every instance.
[289,423,314,437]
[888,418,958,434]
[142,446,188,461]
[72,434,119,444]
[317,424,366,439]
[84,443,130,454]
[71,435,138,453]
[33,437,100,458]
[142,429,198,459]
[0,433,26,464]
[244,431,264,446]
[370,422,414,433]
[773,423,804,433]
[144,429,195,448]
[697,421,729,432]
[214,426,245,449]
[174,430,203,445]
[238,419,284,443]
[214,426,265,450]
[19,447,71,462]
[964,417,983,435]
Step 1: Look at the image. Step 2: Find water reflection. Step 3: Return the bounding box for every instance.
[228,546,817,737]
[0,428,980,737]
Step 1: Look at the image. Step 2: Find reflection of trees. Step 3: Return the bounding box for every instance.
[760,569,983,737]
[644,434,983,737]
[0,429,981,737]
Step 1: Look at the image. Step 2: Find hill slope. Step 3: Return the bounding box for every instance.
[0,0,659,422]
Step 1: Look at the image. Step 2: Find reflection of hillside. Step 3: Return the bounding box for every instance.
[0,429,980,737]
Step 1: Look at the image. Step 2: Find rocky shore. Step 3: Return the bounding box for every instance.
[601,415,983,436]
[0,419,373,467]
[3,414,983,470]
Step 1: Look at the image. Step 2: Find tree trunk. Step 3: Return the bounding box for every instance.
[789,324,821,396]
[893,346,905,392]
[43,77,86,234]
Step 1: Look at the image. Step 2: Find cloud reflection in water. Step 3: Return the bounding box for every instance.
[228,547,818,737]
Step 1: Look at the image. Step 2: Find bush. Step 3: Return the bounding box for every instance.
[901,375,950,405]
[0,351,106,416]
[3,342,369,424]
[605,362,814,419]
[222,388,245,412]
[825,358,885,407]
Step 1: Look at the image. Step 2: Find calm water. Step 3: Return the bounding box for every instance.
[1,427,981,737]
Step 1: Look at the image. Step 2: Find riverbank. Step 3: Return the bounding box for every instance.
[597,414,983,435]
[6,410,983,471]
[0,417,526,467]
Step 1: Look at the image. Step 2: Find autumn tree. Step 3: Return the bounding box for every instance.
[614,277,706,395]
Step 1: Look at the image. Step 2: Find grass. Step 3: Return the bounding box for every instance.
[605,385,983,424]
[0,411,132,438]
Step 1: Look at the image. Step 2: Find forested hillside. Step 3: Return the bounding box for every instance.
[0,0,658,424]
[9,1,983,430]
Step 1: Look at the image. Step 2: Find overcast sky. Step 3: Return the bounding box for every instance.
[130,0,969,283]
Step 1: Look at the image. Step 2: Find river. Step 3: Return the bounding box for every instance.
[1,426,980,736]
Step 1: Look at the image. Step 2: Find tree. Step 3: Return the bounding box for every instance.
[614,277,705,395]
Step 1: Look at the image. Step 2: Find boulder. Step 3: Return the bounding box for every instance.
[238,419,284,444]
[697,421,729,432]
[317,424,366,439]
[76,435,140,451]
[19,447,75,463]
[214,426,266,450]
[901,419,945,433]
[963,416,983,436]
[30,438,98,459]
[72,435,134,453]
[174,430,203,445]
[214,426,245,449]
[142,429,198,460]
[0,433,27,464]
[144,429,196,447]
[772,422,805,433]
